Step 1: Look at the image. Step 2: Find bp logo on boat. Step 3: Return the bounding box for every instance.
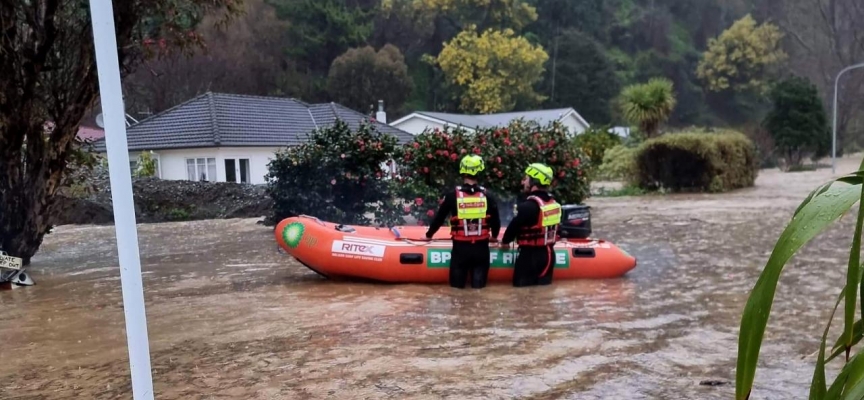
[282,222,305,248]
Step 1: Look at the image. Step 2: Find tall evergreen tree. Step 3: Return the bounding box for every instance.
[540,29,619,124]
[763,76,831,169]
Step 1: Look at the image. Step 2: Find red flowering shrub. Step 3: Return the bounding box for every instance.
[266,118,592,228]
[394,120,591,224]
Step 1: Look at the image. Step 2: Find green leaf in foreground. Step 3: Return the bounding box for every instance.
[845,184,864,357]
[810,287,846,400]
[825,266,864,365]
[736,178,864,400]
[840,356,864,399]
[825,349,864,398]
[828,319,864,363]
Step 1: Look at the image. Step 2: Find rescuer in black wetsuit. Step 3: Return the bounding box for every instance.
[425,155,501,289]
[501,163,562,287]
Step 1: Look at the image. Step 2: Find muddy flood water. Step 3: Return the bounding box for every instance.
[2,157,863,399]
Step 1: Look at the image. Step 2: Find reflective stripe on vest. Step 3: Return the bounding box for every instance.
[456,192,488,220]
[539,201,562,227]
[516,195,561,246]
[450,186,490,241]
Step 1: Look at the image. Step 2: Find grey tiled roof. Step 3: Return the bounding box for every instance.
[92,92,414,152]
[416,108,586,130]
[308,102,411,140]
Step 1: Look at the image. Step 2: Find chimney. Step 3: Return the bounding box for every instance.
[375,100,387,124]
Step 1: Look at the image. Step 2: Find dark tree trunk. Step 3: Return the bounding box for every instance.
[0,0,101,266]
[643,120,660,139]
[0,116,95,266]
[0,161,52,267]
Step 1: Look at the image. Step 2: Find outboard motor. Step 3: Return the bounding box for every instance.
[557,204,592,239]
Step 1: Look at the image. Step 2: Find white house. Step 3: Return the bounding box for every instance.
[389,108,591,136]
[91,92,414,185]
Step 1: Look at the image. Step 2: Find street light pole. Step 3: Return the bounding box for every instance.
[832,62,864,174]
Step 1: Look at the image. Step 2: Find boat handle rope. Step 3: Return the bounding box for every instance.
[395,237,445,246]
[298,214,325,226]
[394,238,542,248]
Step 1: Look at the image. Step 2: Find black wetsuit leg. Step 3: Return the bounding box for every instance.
[450,241,491,289]
[537,244,555,286]
[513,245,555,287]
[449,241,470,288]
[468,241,491,289]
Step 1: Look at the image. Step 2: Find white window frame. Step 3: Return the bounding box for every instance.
[130,152,162,178]
[224,157,252,184]
[186,157,217,182]
[153,153,161,179]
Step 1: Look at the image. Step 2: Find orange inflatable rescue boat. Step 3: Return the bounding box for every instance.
[274,215,637,283]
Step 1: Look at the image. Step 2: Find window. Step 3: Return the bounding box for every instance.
[186,157,217,181]
[224,158,251,184]
[131,153,161,178]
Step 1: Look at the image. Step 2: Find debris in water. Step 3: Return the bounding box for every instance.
[699,379,730,386]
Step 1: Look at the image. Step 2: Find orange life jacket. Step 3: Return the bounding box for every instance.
[516,195,562,246]
[449,186,491,242]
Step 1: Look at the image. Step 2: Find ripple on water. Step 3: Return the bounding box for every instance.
[3,170,863,400]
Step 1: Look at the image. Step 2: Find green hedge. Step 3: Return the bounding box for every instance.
[634,128,759,192]
[597,144,639,184]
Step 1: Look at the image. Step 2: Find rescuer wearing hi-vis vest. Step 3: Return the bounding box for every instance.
[425,155,502,289]
[501,163,563,287]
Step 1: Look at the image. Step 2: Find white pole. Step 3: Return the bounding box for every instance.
[87,0,155,399]
[832,62,864,174]
[833,73,839,174]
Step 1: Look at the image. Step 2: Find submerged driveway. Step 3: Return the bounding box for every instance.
[1,156,860,399]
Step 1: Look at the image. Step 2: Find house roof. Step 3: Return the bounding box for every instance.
[392,108,590,131]
[77,126,105,141]
[92,92,414,152]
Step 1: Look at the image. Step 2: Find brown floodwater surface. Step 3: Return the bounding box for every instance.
[1,156,862,399]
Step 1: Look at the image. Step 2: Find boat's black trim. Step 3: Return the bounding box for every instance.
[399,253,424,264]
[571,248,596,258]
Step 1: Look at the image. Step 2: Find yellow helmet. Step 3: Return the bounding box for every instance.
[459,155,485,176]
[525,163,554,186]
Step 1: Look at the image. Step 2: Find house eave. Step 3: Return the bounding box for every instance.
[391,112,479,132]
[560,108,591,129]
[92,142,298,153]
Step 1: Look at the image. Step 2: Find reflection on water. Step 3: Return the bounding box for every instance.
[0,208,853,399]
